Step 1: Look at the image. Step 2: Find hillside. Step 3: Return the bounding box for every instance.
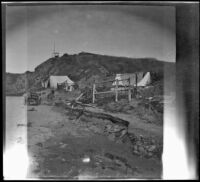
[5,52,175,96]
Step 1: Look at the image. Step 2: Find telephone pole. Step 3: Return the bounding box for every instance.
[52,41,59,58]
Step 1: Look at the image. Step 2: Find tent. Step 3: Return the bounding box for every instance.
[112,72,151,87]
[112,72,144,86]
[137,72,151,87]
[48,76,75,91]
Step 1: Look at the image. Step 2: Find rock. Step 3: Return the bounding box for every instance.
[145,145,151,151]
[105,124,112,131]
[133,145,138,151]
[17,123,25,127]
[36,143,43,147]
[108,134,115,141]
[151,139,156,144]
[61,158,66,162]
[94,155,103,163]
[116,139,123,144]
[104,153,114,160]
[113,125,123,132]
[114,159,124,167]
[147,152,153,157]
[138,146,145,153]
[143,150,148,156]
[60,144,68,148]
[115,156,127,163]
[28,107,37,111]
[115,131,122,137]
[148,145,156,152]
[120,129,127,138]
[133,150,140,155]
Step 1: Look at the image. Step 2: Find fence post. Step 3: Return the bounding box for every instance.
[92,83,96,103]
[115,79,118,102]
[135,73,138,97]
[128,78,131,101]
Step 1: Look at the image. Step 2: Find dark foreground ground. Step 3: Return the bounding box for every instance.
[23,88,168,179]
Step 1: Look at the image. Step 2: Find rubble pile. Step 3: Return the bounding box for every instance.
[128,133,163,159]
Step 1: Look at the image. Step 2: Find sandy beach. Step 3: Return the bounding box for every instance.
[26,102,162,179]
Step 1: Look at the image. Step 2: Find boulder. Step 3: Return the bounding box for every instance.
[148,145,156,152]
[133,145,138,151]
[120,129,127,137]
[147,152,153,157]
[133,150,140,155]
[60,144,68,148]
[138,146,145,153]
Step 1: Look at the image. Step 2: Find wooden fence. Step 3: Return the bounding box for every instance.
[92,77,138,103]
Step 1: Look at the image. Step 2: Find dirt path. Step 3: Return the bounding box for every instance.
[27,104,162,179]
[85,106,163,139]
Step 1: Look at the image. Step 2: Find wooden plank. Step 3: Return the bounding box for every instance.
[95,90,114,95]
[95,79,114,84]
[95,88,133,95]
[75,93,84,101]
[95,78,131,85]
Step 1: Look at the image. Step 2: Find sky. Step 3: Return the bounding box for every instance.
[5,4,175,73]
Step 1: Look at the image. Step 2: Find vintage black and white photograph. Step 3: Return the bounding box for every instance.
[3,1,199,180]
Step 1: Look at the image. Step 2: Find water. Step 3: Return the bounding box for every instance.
[4,96,29,179]
[5,96,27,150]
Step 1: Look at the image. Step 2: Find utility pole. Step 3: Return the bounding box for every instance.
[52,41,59,58]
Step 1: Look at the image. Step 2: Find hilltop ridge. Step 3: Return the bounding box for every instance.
[5,52,175,96]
